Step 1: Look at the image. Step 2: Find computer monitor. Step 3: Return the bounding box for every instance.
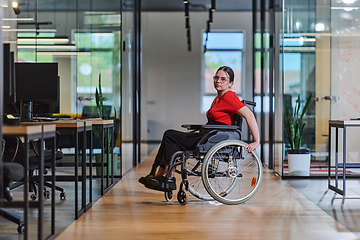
[14,63,60,121]
[3,44,17,114]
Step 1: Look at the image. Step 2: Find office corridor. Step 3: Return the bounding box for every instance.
[56,149,359,240]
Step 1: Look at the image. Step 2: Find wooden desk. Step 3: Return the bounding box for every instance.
[328,120,360,198]
[25,120,92,219]
[79,120,93,212]
[3,124,56,240]
[91,119,115,195]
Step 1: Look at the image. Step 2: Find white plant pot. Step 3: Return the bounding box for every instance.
[288,150,311,176]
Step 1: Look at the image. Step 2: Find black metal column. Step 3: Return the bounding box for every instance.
[0,6,3,201]
[260,0,265,163]
[252,0,257,143]
[268,0,275,169]
[133,0,141,166]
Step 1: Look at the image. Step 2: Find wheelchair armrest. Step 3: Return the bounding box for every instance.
[242,100,256,107]
[181,124,203,131]
[201,125,239,131]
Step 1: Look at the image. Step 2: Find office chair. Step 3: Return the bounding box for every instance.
[81,105,112,119]
[0,162,26,233]
[3,135,66,201]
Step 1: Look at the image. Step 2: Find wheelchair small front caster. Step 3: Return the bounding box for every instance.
[177,189,188,205]
[43,190,50,199]
[60,192,66,200]
[17,222,25,234]
[165,191,173,201]
[30,194,37,201]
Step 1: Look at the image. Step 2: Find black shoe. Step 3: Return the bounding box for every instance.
[145,176,176,191]
[154,175,176,184]
[138,174,154,185]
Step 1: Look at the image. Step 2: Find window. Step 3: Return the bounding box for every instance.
[202,32,244,113]
[75,11,121,115]
[17,32,57,63]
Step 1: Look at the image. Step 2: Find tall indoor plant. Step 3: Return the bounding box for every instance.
[94,73,118,176]
[284,94,312,176]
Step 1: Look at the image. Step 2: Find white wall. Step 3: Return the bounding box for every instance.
[55,57,73,114]
[142,11,253,140]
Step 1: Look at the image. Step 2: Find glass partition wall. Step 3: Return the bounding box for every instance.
[281,0,360,177]
[121,2,135,175]
[281,1,316,177]
[10,0,123,177]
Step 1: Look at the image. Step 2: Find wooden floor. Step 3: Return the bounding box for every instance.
[56,150,359,240]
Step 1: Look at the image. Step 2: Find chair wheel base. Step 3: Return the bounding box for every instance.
[17,222,25,234]
[60,192,66,200]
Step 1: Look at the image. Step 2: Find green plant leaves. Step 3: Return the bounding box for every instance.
[95,73,109,120]
[284,94,312,150]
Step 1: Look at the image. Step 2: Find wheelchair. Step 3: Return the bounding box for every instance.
[145,100,263,205]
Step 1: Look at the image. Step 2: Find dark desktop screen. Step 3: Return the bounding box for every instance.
[15,62,59,103]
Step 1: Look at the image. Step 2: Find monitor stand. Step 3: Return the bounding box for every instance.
[20,101,33,122]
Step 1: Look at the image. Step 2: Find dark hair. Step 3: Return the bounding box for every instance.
[217,66,234,83]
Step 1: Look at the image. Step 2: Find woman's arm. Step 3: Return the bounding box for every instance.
[237,106,260,153]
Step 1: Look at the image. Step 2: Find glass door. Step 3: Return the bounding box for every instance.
[282,1,324,176]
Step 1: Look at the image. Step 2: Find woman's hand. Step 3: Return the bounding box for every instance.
[237,106,260,154]
[244,141,259,153]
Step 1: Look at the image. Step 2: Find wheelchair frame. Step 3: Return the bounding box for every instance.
[153,100,263,205]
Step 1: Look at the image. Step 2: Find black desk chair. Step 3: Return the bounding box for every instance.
[3,135,66,200]
[81,105,112,119]
[0,162,25,233]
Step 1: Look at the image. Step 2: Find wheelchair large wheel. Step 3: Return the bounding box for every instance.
[201,140,263,205]
[185,157,213,201]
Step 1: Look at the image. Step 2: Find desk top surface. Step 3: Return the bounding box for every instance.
[78,118,113,125]
[23,120,85,128]
[329,120,360,125]
[91,119,113,125]
[3,124,43,135]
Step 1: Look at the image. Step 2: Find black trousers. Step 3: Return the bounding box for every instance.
[149,129,204,174]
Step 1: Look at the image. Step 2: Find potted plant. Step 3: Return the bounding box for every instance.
[93,73,118,176]
[284,94,312,176]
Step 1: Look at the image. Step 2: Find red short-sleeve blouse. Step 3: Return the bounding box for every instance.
[206,91,245,125]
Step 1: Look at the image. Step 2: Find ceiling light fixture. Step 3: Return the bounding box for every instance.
[331,6,359,10]
[2,18,34,21]
[185,2,189,18]
[17,45,76,50]
[211,0,216,11]
[206,20,211,33]
[184,1,191,51]
[12,1,21,15]
[3,40,18,44]
[36,52,91,56]
[2,29,57,32]
[284,38,316,42]
[342,0,357,4]
[90,32,114,36]
[315,23,325,32]
[17,37,70,44]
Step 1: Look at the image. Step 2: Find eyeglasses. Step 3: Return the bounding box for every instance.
[213,76,228,82]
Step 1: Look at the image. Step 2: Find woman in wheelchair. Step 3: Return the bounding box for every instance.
[139,66,260,192]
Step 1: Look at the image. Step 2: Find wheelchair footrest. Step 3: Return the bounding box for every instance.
[145,179,176,192]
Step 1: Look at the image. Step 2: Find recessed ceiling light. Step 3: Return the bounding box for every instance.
[2,18,34,21]
[342,0,357,4]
